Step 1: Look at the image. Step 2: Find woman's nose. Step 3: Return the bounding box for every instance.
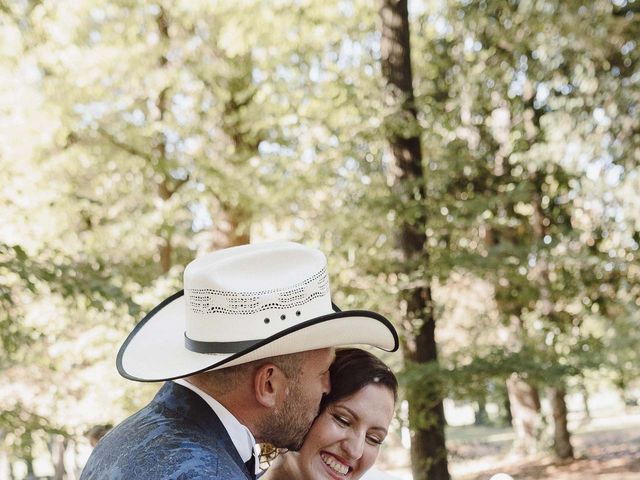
[340,431,365,460]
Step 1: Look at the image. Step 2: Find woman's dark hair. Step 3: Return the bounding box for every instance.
[320,348,397,412]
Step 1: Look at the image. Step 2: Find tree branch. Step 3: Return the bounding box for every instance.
[97,127,152,162]
[613,4,640,17]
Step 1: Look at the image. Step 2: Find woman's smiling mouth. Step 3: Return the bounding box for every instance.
[320,452,351,476]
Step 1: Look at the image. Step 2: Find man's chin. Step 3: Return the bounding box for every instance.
[268,403,317,450]
[281,433,306,452]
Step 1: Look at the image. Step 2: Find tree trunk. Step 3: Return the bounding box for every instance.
[0,441,10,480]
[379,1,450,479]
[579,380,591,421]
[211,50,257,250]
[155,7,175,274]
[474,399,490,426]
[613,367,633,410]
[212,207,250,250]
[404,287,449,480]
[506,374,543,455]
[159,235,172,274]
[549,386,574,459]
[531,176,575,455]
[52,435,67,480]
[502,388,514,427]
[25,459,34,479]
[23,431,35,479]
[65,439,79,480]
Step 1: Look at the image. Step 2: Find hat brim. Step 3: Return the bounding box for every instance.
[117,290,399,382]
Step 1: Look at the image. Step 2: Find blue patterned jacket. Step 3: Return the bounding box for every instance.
[80,382,253,480]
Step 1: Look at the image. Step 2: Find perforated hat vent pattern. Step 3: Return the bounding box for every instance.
[187,267,329,315]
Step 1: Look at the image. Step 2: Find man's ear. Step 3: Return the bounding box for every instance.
[253,363,288,409]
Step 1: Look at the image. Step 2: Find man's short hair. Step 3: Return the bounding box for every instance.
[191,351,310,394]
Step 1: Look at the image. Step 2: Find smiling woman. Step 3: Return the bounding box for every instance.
[261,348,398,480]
[300,383,395,479]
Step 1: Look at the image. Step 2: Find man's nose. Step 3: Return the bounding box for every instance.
[340,431,365,460]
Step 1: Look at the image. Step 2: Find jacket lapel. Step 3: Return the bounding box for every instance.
[153,382,253,480]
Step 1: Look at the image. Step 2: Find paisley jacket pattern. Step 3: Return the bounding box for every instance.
[80,382,253,480]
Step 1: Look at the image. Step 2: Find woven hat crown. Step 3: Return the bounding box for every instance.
[183,242,333,344]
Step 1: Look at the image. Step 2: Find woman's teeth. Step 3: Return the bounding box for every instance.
[320,452,349,475]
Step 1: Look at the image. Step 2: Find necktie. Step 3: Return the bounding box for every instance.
[244,452,256,480]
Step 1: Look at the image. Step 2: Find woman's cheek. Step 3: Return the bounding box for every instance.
[362,444,380,470]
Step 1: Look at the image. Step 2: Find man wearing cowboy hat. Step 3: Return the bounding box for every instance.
[80,241,398,480]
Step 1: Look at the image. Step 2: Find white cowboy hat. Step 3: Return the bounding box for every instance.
[117,241,398,381]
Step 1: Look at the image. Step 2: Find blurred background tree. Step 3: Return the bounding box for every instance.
[1,0,638,478]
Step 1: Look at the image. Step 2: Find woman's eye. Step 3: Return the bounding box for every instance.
[332,414,350,427]
[366,435,384,446]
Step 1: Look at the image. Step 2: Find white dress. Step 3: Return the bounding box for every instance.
[361,467,402,480]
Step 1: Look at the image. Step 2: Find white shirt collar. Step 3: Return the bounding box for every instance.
[173,379,260,474]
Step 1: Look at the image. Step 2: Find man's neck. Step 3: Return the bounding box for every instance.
[184,378,261,440]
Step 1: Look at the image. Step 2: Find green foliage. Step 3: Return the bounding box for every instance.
[403,0,639,395]
[0,245,38,361]
[402,346,579,414]
[1,0,639,473]
[0,243,140,363]
[0,405,67,464]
